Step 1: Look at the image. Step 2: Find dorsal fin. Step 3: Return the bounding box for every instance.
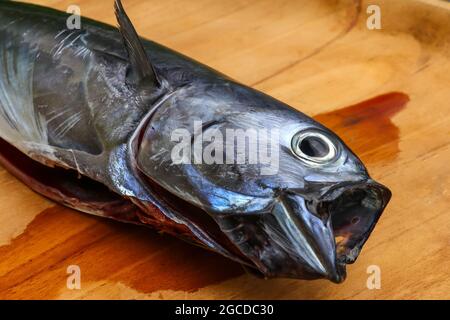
[114,0,159,88]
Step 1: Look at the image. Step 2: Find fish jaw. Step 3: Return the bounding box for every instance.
[214,180,391,283]
[322,180,392,265]
[215,197,346,283]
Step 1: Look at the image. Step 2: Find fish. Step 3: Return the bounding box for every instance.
[0,0,391,283]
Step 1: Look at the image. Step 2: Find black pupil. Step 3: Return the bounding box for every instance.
[299,136,330,158]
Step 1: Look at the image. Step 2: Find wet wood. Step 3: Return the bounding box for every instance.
[0,0,449,299]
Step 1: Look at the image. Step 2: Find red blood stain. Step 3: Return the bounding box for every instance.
[0,205,244,299]
[314,92,409,165]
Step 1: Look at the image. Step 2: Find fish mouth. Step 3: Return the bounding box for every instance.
[317,180,391,265]
[215,179,391,283]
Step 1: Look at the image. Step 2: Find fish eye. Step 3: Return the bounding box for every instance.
[291,130,338,165]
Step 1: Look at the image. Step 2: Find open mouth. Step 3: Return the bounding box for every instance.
[319,182,392,265]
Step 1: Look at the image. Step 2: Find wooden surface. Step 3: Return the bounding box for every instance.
[0,0,449,299]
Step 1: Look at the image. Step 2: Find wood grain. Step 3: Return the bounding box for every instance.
[0,0,449,299]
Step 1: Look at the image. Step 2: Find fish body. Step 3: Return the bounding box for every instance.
[0,0,391,283]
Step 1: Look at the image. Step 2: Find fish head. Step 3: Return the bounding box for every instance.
[134,81,391,282]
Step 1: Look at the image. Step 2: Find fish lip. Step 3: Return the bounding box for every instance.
[317,179,392,265]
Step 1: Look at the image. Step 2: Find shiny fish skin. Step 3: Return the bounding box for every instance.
[0,0,391,283]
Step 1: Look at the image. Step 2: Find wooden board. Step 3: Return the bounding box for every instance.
[0,0,449,299]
